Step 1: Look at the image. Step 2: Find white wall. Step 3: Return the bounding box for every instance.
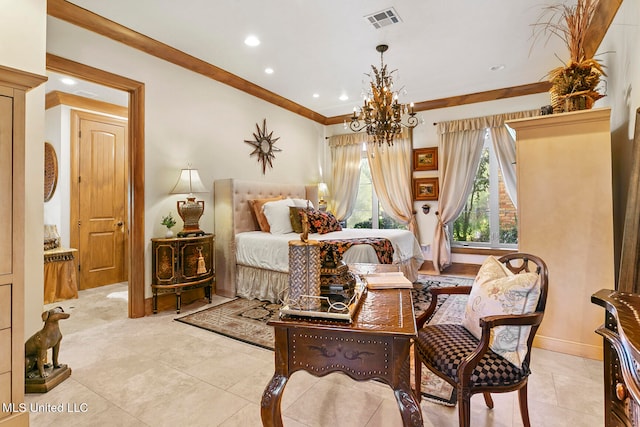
[44,106,66,244]
[46,17,325,297]
[0,0,47,337]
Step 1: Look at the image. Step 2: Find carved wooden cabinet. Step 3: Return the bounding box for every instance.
[151,234,214,313]
[592,289,640,426]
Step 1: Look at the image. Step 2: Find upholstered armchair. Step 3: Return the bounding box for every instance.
[414,253,548,427]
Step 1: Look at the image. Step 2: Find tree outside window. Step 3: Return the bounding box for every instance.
[346,146,406,230]
[452,132,517,247]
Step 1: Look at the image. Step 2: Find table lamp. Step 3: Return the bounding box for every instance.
[170,166,208,236]
[318,182,329,211]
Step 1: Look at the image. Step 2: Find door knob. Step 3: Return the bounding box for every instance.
[116,221,124,226]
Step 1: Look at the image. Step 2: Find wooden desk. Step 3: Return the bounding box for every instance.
[592,289,640,426]
[261,287,422,427]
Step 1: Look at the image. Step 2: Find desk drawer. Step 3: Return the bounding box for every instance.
[289,330,392,380]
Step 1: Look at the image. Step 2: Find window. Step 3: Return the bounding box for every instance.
[452,131,517,248]
[346,144,406,230]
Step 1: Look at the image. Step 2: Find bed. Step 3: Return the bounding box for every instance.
[213,178,424,302]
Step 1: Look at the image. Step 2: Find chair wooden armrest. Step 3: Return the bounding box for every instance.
[479,312,543,329]
[458,312,542,381]
[416,285,473,328]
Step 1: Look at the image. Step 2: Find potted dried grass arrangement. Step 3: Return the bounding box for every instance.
[533,0,606,113]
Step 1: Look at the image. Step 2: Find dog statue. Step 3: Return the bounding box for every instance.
[25,307,70,379]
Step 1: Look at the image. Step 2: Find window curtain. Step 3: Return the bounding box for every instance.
[487,109,540,208]
[432,126,485,273]
[327,133,367,221]
[366,130,418,236]
[431,109,540,273]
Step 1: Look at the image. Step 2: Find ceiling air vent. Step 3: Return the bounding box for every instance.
[364,8,402,29]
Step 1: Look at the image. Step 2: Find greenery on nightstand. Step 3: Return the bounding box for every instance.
[161,213,177,229]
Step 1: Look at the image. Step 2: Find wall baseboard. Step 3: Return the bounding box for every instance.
[533,335,603,361]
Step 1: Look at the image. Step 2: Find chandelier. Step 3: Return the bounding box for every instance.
[348,44,419,146]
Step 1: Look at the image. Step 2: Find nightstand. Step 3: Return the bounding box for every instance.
[151,233,214,313]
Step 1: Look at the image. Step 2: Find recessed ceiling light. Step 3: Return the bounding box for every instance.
[60,77,76,85]
[339,94,349,101]
[312,93,320,98]
[264,67,274,74]
[490,64,505,71]
[244,35,260,47]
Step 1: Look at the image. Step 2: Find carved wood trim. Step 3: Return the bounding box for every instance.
[45,90,128,117]
[325,83,553,125]
[47,0,327,124]
[0,64,47,91]
[46,53,146,318]
[584,0,624,60]
[48,0,608,126]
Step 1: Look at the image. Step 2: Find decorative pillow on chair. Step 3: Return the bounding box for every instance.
[462,256,540,368]
[248,196,284,232]
[307,209,341,234]
[263,198,297,234]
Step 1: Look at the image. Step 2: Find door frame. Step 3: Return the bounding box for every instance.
[47,53,146,318]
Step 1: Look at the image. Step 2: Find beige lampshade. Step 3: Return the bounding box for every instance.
[170,168,207,195]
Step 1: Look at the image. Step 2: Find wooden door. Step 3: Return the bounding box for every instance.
[71,110,128,289]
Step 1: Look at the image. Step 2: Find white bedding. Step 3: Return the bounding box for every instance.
[235,228,424,273]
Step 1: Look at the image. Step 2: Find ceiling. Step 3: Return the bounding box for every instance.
[47,0,570,118]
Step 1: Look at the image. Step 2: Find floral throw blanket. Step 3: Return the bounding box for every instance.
[320,238,394,265]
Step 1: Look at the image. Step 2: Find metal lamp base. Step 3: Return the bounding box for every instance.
[177,197,205,236]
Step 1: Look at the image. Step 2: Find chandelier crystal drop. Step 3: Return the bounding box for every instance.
[348,44,419,146]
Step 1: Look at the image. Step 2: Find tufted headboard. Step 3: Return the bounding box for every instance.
[213,179,318,298]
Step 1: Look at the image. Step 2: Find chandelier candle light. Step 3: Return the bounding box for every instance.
[348,44,419,146]
[170,166,208,237]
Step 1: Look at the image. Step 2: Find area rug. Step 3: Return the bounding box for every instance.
[175,274,472,403]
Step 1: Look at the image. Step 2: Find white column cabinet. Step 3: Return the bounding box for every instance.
[507,108,614,360]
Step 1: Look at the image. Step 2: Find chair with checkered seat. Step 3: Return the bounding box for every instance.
[414,253,548,427]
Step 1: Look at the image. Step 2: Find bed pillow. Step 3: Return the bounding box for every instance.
[248,196,284,232]
[262,198,296,234]
[462,256,540,368]
[291,198,314,210]
[307,209,341,234]
[289,207,305,233]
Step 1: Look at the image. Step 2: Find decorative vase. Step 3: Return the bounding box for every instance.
[165,228,174,238]
[288,240,321,310]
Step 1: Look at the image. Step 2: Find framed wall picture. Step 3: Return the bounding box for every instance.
[413,147,438,171]
[414,177,439,201]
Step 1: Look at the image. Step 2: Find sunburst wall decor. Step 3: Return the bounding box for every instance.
[244,119,281,174]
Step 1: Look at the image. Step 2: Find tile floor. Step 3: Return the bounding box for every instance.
[25,282,605,426]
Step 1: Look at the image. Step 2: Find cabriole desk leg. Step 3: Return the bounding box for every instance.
[261,326,290,426]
